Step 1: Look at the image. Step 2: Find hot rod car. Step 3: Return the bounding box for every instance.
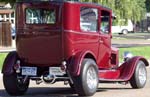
[2,0,149,96]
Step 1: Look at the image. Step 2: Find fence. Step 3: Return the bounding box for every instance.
[0,21,12,47]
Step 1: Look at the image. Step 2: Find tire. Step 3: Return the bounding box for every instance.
[130,61,147,89]
[121,29,128,34]
[72,58,99,96]
[3,73,29,96]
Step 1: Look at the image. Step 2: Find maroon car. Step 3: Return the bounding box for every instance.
[2,0,149,96]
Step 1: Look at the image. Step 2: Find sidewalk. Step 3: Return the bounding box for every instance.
[112,38,150,48]
[0,47,16,53]
[112,33,150,48]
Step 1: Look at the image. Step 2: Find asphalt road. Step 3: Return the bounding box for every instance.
[0,67,150,97]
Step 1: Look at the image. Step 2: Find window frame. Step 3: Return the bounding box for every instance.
[80,7,98,33]
[99,9,111,34]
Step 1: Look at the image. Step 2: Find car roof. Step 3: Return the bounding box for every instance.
[17,0,111,11]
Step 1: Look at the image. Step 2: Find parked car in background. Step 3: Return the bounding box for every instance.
[11,24,16,39]
[112,19,134,34]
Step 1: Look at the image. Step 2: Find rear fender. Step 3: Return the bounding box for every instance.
[68,50,96,76]
[118,56,149,81]
[2,51,18,75]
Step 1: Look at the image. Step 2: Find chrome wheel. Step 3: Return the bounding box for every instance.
[86,66,98,90]
[130,60,147,89]
[72,58,98,96]
[138,64,147,85]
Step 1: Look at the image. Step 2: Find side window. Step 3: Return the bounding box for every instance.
[80,7,98,32]
[100,10,110,34]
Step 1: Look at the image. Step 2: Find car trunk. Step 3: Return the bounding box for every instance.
[16,2,64,65]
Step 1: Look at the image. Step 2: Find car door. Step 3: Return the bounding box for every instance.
[97,9,112,69]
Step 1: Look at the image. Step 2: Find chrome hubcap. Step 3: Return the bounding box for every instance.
[86,66,98,90]
[138,66,146,85]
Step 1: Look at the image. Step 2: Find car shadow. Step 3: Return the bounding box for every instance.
[0,87,132,97]
[0,87,77,97]
[97,87,133,92]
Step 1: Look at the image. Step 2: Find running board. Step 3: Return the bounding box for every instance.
[99,69,120,79]
[98,69,129,82]
[99,78,126,82]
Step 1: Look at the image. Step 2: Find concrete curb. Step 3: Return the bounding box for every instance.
[0,48,16,53]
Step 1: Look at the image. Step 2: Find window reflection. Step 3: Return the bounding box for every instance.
[80,7,98,32]
[26,8,56,24]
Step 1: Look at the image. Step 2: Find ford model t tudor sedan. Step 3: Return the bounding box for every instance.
[2,0,149,96]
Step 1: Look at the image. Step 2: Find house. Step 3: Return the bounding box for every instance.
[0,3,15,24]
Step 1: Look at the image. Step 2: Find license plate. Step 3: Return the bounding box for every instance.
[22,67,37,76]
[49,67,65,76]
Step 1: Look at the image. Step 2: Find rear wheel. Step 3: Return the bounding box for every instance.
[3,51,29,96]
[121,29,128,34]
[130,61,147,89]
[3,73,29,96]
[72,58,99,96]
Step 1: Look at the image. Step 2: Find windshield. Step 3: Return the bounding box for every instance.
[26,8,56,24]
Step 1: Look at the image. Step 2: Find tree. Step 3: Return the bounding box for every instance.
[0,0,16,4]
[145,0,150,12]
[82,0,146,25]
[0,0,147,24]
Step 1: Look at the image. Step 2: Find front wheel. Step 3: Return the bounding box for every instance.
[72,58,99,96]
[3,73,29,96]
[130,60,147,89]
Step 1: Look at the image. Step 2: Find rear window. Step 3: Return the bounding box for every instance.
[26,8,56,24]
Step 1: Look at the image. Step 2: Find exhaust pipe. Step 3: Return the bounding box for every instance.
[43,74,56,84]
[43,74,70,84]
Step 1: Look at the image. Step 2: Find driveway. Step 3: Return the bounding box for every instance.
[0,67,150,97]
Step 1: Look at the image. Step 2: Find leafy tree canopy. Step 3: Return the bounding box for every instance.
[0,0,149,24]
[145,0,150,12]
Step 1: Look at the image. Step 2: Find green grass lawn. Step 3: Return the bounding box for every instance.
[0,46,150,70]
[0,53,8,70]
[119,46,150,62]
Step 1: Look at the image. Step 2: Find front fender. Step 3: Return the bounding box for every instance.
[2,51,18,75]
[118,56,149,81]
[68,50,96,76]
